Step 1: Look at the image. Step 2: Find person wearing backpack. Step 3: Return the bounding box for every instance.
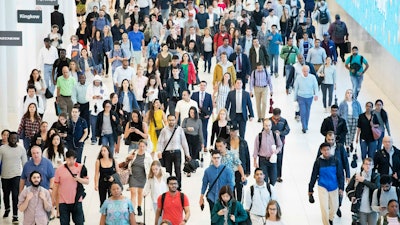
[328,14,348,62]
[345,46,369,99]
[372,175,400,217]
[155,176,191,225]
[253,119,283,185]
[243,168,276,224]
[311,0,331,39]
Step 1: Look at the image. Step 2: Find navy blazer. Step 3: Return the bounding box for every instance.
[228,52,251,76]
[191,91,213,119]
[225,90,254,121]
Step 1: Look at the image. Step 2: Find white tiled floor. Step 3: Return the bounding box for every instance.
[2,1,400,224]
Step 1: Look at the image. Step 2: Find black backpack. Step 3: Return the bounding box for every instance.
[318,9,329,24]
[258,130,278,150]
[334,22,346,38]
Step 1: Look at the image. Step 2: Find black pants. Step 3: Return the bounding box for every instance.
[234,171,244,201]
[321,83,334,108]
[232,114,247,139]
[98,179,111,206]
[1,176,20,217]
[162,150,182,189]
[168,99,178,116]
[185,134,201,160]
[79,102,90,130]
[103,54,109,74]
[335,42,346,61]
[277,143,285,178]
[204,51,213,73]
[236,72,247,90]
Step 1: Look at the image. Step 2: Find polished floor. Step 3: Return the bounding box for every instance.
[2,1,400,225]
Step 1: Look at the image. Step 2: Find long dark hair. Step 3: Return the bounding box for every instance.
[188,106,198,120]
[119,79,132,93]
[97,145,113,160]
[218,185,233,204]
[148,99,160,125]
[131,109,143,124]
[47,133,65,161]
[27,69,41,86]
[145,75,158,89]
[375,99,388,123]
[23,103,41,121]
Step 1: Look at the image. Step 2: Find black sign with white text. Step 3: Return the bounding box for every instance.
[0,31,23,46]
[36,0,58,5]
[17,10,43,23]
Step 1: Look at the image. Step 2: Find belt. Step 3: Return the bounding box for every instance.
[255,85,267,88]
[258,155,271,160]
[165,149,180,153]
[60,95,71,98]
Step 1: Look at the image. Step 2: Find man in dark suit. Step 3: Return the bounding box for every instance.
[249,38,270,71]
[320,104,348,144]
[183,26,202,49]
[225,78,255,138]
[51,5,65,36]
[191,81,213,151]
[229,45,251,90]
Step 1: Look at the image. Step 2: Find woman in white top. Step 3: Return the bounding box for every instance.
[43,133,67,169]
[132,66,148,113]
[202,28,213,74]
[27,69,47,112]
[265,200,285,225]
[69,60,81,81]
[214,72,234,114]
[143,160,168,211]
[48,25,62,48]
[143,76,159,112]
[317,57,336,112]
[174,10,187,36]
[125,0,137,16]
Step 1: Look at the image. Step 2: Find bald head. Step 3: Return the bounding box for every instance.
[302,65,310,77]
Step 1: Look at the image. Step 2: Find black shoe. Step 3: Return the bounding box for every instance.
[276,177,283,183]
[350,143,354,153]
[346,147,350,157]
[341,57,345,62]
[137,206,142,216]
[329,220,333,225]
[257,118,263,123]
[302,129,306,133]
[337,208,342,217]
[12,216,19,224]
[3,209,10,218]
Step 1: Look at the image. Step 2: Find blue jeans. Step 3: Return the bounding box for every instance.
[90,114,98,142]
[269,54,279,73]
[258,156,277,185]
[22,137,31,152]
[350,75,364,99]
[360,139,377,160]
[376,131,385,151]
[43,64,55,95]
[297,96,313,130]
[101,134,115,155]
[59,202,84,225]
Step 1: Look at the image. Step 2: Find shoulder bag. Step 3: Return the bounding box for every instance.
[370,114,382,140]
[205,165,226,199]
[64,156,87,207]
[160,126,178,167]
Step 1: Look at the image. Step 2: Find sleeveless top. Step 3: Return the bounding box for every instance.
[99,159,116,181]
[128,121,144,142]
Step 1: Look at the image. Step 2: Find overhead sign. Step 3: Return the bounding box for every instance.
[17,10,43,23]
[0,31,23,46]
[36,0,58,5]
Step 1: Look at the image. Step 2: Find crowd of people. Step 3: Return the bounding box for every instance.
[0,0,398,225]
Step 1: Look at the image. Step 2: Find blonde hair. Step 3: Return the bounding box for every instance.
[148,160,162,179]
[217,108,228,121]
[103,25,112,37]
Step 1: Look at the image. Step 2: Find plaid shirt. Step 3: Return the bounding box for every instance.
[18,117,41,139]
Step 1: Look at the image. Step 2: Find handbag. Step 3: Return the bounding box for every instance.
[183,159,199,173]
[317,66,325,86]
[64,156,87,204]
[45,88,53,99]
[371,127,381,140]
[345,41,352,54]
[117,168,130,185]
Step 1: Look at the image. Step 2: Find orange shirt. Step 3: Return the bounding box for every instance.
[54,163,88,204]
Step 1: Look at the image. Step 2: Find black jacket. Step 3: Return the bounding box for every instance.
[346,170,380,206]
[165,77,187,100]
[374,146,400,186]
[320,116,348,144]
[226,137,251,175]
[95,110,120,144]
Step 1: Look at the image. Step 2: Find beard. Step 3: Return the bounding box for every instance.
[32,182,40,187]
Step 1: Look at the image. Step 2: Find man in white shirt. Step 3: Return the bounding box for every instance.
[175,90,198,125]
[113,58,136,92]
[38,38,59,95]
[21,85,44,118]
[265,8,280,32]
[243,168,276,224]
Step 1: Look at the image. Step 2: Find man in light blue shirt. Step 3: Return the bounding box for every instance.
[293,65,319,133]
[72,74,90,129]
[216,37,234,62]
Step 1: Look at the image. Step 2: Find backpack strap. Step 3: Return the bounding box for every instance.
[161,192,185,213]
[180,192,185,209]
[24,95,27,103]
[249,185,254,210]
[161,193,166,212]
[258,132,262,150]
[377,188,382,206]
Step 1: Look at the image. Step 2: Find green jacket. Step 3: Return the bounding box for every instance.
[280,45,299,65]
[211,199,248,225]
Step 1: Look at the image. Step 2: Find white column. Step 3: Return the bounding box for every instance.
[0,0,9,130]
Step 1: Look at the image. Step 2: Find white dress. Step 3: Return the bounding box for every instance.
[216,84,230,113]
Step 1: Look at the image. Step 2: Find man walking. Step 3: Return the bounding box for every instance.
[66,105,88,163]
[309,142,344,225]
[293,65,318,133]
[72,74,90,130]
[254,119,283,185]
[0,132,28,223]
[175,90,198,125]
[200,151,234,213]
[56,66,76,116]
[155,176,191,225]
[53,150,89,225]
[225,79,254,138]
[269,108,290,182]
[306,39,327,72]
[191,81,213,151]
[229,45,251,90]
[38,38,59,95]
[267,24,283,78]
[51,5,65,36]
[249,62,273,123]
[243,168,276,224]
[280,37,299,77]
[157,115,191,190]
[328,14,349,62]
[344,46,369,99]
[320,105,348,144]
